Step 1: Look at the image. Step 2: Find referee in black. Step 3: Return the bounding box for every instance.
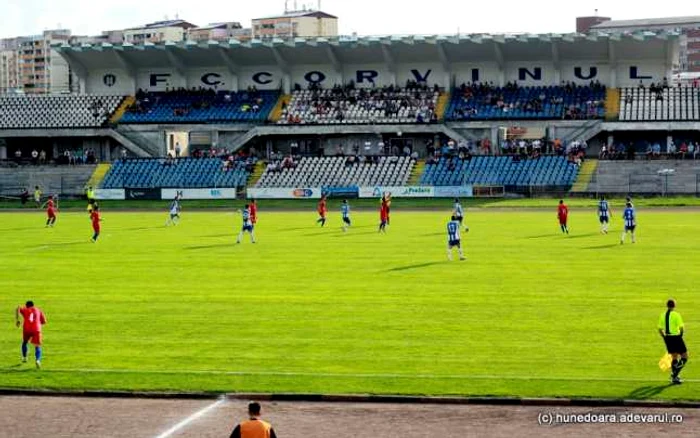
[658,299,689,384]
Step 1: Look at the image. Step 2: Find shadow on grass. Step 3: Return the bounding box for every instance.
[387,261,444,272]
[627,384,674,399]
[565,232,599,239]
[583,244,620,250]
[31,241,86,249]
[184,243,236,250]
[526,234,557,239]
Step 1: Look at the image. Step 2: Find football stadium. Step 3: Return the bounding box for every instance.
[1,5,700,437]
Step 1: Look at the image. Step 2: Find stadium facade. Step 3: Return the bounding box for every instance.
[3,30,700,198]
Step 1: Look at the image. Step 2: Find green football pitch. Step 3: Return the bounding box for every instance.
[0,206,698,400]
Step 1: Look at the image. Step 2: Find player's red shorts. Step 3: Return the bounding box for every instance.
[23,331,42,346]
[251,216,257,224]
[92,225,100,232]
[558,216,568,225]
[318,211,326,218]
[47,209,56,218]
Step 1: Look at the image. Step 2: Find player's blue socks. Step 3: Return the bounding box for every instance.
[35,347,42,361]
[21,342,28,358]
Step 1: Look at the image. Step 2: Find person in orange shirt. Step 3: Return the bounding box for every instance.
[229,402,277,438]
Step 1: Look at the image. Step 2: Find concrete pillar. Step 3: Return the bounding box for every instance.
[283,74,291,94]
[490,127,499,153]
[610,68,617,89]
[0,145,6,160]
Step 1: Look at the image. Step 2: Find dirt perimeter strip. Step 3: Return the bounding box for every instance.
[1,388,698,408]
[1,395,698,438]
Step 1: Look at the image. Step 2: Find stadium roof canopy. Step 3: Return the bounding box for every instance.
[592,16,700,30]
[54,31,679,70]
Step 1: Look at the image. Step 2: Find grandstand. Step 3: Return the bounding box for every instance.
[255,156,415,188]
[446,84,606,121]
[119,90,279,124]
[588,160,700,194]
[277,85,440,124]
[0,164,96,196]
[101,158,250,189]
[0,95,124,129]
[420,156,579,188]
[619,87,700,121]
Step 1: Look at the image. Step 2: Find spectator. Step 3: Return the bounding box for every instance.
[688,142,695,160]
[121,148,127,160]
[20,188,29,205]
[652,142,661,158]
[175,143,181,158]
[31,149,38,164]
[228,402,277,438]
[39,150,46,165]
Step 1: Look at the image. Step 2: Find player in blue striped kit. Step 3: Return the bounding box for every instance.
[597,196,611,234]
[341,200,351,232]
[447,215,465,261]
[236,205,256,244]
[620,202,636,244]
[453,198,469,232]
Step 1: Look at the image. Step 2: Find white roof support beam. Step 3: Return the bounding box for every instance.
[217,48,240,91]
[551,40,561,84]
[271,47,290,74]
[217,48,240,75]
[165,47,186,78]
[59,51,88,79]
[325,45,341,73]
[493,41,505,86]
[270,47,291,93]
[381,44,397,84]
[436,42,452,89]
[113,50,136,79]
[607,39,617,88]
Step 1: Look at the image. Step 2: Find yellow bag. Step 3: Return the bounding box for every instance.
[659,353,673,371]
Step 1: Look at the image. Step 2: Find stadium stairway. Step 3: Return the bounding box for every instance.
[269,94,291,123]
[247,161,267,187]
[110,96,134,124]
[570,159,598,193]
[407,159,425,185]
[605,88,620,121]
[86,163,112,188]
[436,91,450,121]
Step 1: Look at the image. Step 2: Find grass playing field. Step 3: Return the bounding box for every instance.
[0,205,698,400]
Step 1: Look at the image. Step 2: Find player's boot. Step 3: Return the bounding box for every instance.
[672,376,682,384]
[35,360,41,369]
[21,356,27,363]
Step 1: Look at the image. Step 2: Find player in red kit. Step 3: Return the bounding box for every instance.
[90,205,102,242]
[249,199,258,225]
[316,195,327,227]
[43,195,57,227]
[381,193,392,225]
[16,301,47,369]
[379,202,388,233]
[557,199,569,234]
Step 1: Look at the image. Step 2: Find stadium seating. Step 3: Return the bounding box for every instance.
[277,85,439,124]
[119,90,279,124]
[619,87,700,121]
[0,95,124,129]
[446,84,606,121]
[420,156,579,188]
[256,156,415,187]
[101,158,250,188]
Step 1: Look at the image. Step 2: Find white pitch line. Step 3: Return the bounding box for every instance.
[41,368,700,384]
[152,397,226,438]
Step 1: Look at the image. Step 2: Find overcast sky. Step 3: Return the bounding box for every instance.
[2,0,700,39]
